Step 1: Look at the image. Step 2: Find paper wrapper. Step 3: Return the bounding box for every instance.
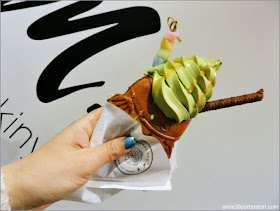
[65,102,178,203]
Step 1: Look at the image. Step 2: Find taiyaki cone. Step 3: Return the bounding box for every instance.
[108,75,191,158]
[108,75,264,158]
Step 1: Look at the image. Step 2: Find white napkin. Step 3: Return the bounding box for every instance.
[65,102,178,203]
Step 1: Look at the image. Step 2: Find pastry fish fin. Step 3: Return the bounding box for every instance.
[107,94,134,115]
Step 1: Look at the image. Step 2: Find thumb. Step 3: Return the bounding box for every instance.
[85,136,136,172]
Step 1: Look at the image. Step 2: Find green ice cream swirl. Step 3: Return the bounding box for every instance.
[144,54,222,123]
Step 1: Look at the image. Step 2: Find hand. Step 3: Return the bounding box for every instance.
[1,107,136,210]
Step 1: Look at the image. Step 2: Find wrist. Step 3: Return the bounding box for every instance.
[2,161,29,210]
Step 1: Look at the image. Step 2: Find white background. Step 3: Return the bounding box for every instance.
[1,1,279,210]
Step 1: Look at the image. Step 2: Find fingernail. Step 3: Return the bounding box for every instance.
[123,137,136,149]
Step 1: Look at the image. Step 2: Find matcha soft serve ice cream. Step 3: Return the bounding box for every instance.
[144,54,222,123]
[108,27,262,158]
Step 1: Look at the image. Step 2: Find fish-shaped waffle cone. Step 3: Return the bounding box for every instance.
[108,74,264,158]
[108,75,191,158]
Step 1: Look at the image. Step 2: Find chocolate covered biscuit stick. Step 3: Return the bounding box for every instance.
[200,89,264,113]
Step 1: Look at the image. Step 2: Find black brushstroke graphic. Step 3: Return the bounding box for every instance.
[1,1,56,12]
[1,1,160,158]
[1,1,160,110]
[87,103,101,113]
[26,1,160,103]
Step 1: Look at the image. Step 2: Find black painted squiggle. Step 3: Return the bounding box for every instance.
[26,1,160,103]
[87,103,101,113]
[1,1,56,12]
